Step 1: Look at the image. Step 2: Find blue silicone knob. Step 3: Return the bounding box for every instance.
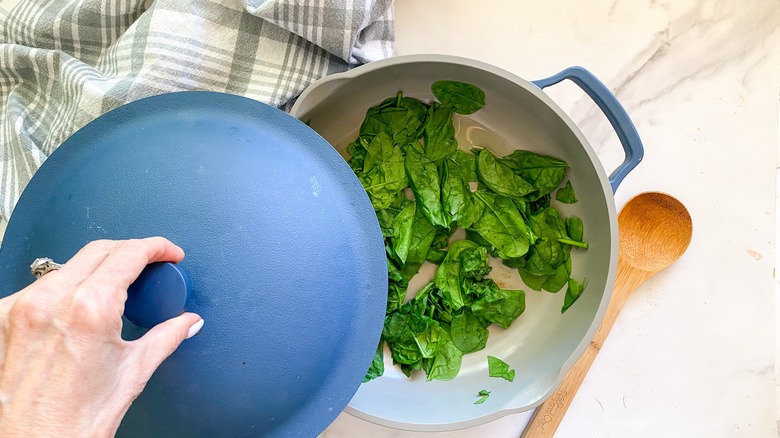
[125,262,190,328]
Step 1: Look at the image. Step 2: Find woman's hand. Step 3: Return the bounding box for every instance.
[0,237,203,438]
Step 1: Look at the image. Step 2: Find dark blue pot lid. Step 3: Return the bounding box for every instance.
[0,92,387,437]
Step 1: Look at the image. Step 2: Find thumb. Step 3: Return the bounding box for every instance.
[131,312,204,378]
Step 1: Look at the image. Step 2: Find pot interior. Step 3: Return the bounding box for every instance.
[293,57,617,429]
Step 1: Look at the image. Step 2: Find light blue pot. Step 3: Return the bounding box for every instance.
[291,54,643,431]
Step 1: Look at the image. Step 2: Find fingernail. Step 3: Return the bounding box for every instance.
[186,319,204,339]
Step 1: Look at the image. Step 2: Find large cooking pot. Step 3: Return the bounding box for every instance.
[289,54,643,430]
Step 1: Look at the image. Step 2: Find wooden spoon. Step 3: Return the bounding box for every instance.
[521,192,692,438]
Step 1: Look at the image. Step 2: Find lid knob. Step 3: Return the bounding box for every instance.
[124,262,190,328]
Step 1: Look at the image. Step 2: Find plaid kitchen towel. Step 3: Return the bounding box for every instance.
[0,0,394,221]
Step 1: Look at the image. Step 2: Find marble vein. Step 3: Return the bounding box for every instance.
[572,1,780,150]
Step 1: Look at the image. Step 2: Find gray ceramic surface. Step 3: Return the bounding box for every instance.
[290,55,619,431]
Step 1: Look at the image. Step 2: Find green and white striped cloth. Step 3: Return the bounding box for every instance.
[0,0,394,221]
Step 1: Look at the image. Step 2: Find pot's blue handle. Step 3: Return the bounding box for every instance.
[532,67,643,193]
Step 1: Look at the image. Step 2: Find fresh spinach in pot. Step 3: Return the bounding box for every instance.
[441,157,483,229]
[556,180,578,204]
[562,277,587,314]
[476,148,535,199]
[357,133,408,211]
[502,150,569,201]
[342,80,591,383]
[487,356,516,382]
[431,80,486,115]
[359,93,427,146]
[450,309,488,354]
[405,147,448,228]
[474,389,491,405]
[471,189,535,259]
[424,104,459,163]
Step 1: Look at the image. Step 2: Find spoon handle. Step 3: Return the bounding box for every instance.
[520,256,652,438]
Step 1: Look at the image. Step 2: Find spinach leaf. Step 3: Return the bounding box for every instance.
[501,257,525,269]
[502,150,568,201]
[442,157,483,229]
[383,297,440,367]
[387,280,406,314]
[487,356,515,382]
[465,229,497,254]
[474,389,491,404]
[431,80,486,115]
[560,216,588,248]
[387,257,406,284]
[451,309,488,354]
[555,180,578,204]
[363,341,385,382]
[512,198,529,218]
[402,96,430,130]
[523,237,565,276]
[542,208,571,240]
[519,207,578,292]
[422,329,463,381]
[430,226,452,251]
[562,277,587,313]
[529,206,567,239]
[346,137,368,173]
[401,205,438,279]
[518,222,571,292]
[427,288,457,325]
[471,286,525,329]
[386,258,409,314]
[414,320,448,359]
[360,133,389,174]
[565,217,584,242]
[359,133,408,210]
[415,281,436,302]
[460,245,491,280]
[384,297,417,332]
[382,306,409,343]
[424,105,458,162]
[471,190,535,259]
[462,277,500,301]
[425,249,447,264]
[375,192,409,238]
[434,240,480,310]
[360,101,425,146]
[518,211,575,292]
[365,93,428,140]
[451,150,478,181]
[528,194,551,214]
[391,202,416,264]
[476,148,535,199]
[405,147,449,228]
[541,256,571,293]
[425,227,451,264]
[517,267,548,291]
[376,191,411,237]
[375,93,402,110]
[389,340,423,366]
[383,316,423,366]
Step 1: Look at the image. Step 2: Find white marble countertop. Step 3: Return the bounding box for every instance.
[322,0,780,437]
[1,1,776,437]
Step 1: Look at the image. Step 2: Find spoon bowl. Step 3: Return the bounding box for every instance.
[619,192,693,272]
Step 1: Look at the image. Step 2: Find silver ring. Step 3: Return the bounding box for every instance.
[31,258,62,278]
